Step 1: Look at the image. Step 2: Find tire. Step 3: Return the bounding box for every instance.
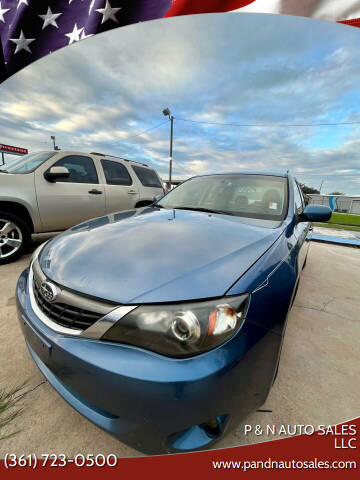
[0,212,31,265]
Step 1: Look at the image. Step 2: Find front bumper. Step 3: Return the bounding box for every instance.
[16,268,281,454]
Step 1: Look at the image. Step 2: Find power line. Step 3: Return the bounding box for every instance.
[121,120,168,141]
[45,120,168,148]
[57,121,168,151]
[175,117,360,128]
[2,120,169,155]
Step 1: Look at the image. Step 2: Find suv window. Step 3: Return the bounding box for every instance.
[4,151,55,174]
[101,159,132,186]
[132,165,162,188]
[53,156,98,184]
[294,182,304,213]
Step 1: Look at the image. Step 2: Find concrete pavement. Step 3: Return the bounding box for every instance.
[0,237,359,456]
[312,226,360,247]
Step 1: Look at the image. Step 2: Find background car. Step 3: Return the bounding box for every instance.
[16,172,331,454]
[0,150,164,264]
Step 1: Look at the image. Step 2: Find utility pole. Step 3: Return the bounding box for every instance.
[319,180,324,193]
[162,108,174,188]
[169,115,174,183]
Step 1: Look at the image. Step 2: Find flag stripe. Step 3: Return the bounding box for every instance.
[165,1,255,16]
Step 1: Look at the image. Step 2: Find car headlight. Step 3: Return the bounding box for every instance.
[31,241,48,263]
[101,294,249,357]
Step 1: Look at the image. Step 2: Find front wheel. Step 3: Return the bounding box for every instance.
[0,213,30,265]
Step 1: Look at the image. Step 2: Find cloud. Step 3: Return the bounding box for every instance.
[1,13,360,194]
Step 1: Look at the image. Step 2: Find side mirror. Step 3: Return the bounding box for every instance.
[45,166,70,183]
[153,194,163,204]
[301,205,332,223]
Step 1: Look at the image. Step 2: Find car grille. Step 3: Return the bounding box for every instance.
[33,280,102,331]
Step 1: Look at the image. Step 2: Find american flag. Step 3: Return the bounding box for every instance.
[1,0,360,84]
[0,0,172,82]
[166,0,360,25]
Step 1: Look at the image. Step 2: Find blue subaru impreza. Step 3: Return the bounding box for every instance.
[16,173,331,454]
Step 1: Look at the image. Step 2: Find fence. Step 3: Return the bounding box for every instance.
[308,195,360,214]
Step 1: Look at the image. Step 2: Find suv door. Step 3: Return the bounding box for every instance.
[100,159,139,214]
[35,154,106,232]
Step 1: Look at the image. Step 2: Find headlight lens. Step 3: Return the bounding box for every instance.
[31,241,47,263]
[101,294,249,357]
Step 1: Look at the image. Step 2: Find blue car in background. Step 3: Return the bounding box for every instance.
[16,172,331,454]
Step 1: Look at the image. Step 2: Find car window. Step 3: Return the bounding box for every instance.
[53,156,98,184]
[4,151,56,174]
[158,174,288,221]
[101,159,132,186]
[294,182,304,213]
[132,165,162,188]
[297,182,306,207]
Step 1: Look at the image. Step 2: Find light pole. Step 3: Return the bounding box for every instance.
[50,135,60,150]
[162,108,174,188]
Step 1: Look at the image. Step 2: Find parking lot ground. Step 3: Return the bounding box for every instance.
[0,237,359,456]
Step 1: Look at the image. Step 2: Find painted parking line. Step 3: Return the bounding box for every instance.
[311,234,360,247]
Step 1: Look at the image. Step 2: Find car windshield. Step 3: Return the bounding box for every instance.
[3,151,55,174]
[157,174,288,221]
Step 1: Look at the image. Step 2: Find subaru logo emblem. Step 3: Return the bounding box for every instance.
[40,281,58,303]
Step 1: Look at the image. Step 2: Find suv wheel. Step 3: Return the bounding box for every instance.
[0,213,30,265]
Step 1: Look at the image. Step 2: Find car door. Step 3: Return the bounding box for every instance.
[293,181,310,272]
[100,159,139,214]
[298,182,312,258]
[35,154,106,232]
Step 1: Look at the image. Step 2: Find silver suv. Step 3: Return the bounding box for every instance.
[0,150,164,264]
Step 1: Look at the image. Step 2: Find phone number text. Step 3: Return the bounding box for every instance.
[4,453,118,468]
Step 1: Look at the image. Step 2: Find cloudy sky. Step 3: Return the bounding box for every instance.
[1,13,360,194]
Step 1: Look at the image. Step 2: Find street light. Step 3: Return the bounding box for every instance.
[163,108,174,187]
[50,135,60,150]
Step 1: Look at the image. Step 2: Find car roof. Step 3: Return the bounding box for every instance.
[90,152,151,168]
[191,171,289,179]
[43,150,152,169]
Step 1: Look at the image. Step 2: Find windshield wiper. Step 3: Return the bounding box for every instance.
[172,206,235,216]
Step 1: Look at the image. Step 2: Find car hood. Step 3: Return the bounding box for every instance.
[39,208,283,304]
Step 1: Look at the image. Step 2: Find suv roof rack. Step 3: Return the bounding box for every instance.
[106,155,148,167]
[90,152,148,167]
